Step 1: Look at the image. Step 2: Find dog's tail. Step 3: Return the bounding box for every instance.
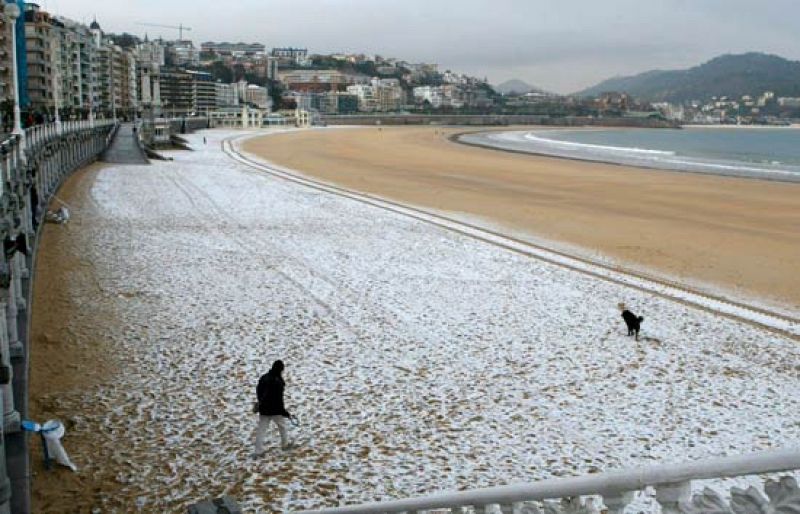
[638,316,644,322]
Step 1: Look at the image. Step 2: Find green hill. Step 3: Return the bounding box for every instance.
[495,79,548,95]
[575,53,800,103]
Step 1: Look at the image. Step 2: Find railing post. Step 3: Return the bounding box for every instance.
[4,281,20,360]
[498,503,515,514]
[0,300,19,434]
[0,148,7,199]
[14,243,28,282]
[655,482,692,514]
[0,389,11,514]
[602,491,633,513]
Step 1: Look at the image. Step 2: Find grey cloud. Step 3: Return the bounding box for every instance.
[48,0,800,93]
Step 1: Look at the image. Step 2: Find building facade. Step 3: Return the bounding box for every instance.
[0,10,14,104]
[201,41,265,56]
[244,84,270,109]
[188,70,216,114]
[215,82,238,108]
[167,40,199,67]
[159,68,193,115]
[24,3,55,110]
[279,69,366,93]
[271,47,308,66]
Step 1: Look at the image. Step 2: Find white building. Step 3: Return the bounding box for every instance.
[346,84,378,111]
[413,86,443,108]
[216,82,239,107]
[245,84,271,110]
[343,79,404,112]
[271,47,309,66]
[208,105,266,128]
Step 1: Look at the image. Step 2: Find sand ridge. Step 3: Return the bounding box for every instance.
[242,126,800,311]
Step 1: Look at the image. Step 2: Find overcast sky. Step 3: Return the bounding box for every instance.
[41,0,800,93]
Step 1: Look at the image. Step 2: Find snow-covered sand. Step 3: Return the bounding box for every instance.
[30,129,800,512]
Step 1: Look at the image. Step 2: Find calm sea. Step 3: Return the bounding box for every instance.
[463,127,800,182]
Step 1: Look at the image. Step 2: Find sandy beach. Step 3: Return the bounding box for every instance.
[27,131,800,511]
[243,126,800,311]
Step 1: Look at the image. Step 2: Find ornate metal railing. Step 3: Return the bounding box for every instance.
[297,449,800,514]
[0,119,118,513]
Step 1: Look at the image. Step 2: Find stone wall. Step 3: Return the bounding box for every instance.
[321,114,679,128]
[0,120,118,514]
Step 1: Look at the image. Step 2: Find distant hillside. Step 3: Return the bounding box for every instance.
[575,53,800,103]
[495,79,547,95]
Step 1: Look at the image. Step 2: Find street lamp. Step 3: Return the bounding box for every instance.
[4,2,25,142]
[53,59,62,132]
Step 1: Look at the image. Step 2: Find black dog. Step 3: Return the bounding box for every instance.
[621,310,644,340]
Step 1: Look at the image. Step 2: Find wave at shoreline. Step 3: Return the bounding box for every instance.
[466,130,800,182]
[522,132,677,157]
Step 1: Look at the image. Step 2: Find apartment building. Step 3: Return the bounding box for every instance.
[215,82,238,107]
[373,78,404,111]
[137,38,165,114]
[187,70,215,113]
[316,91,358,114]
[280,69,366,92]
[0,10,14,103]
[201,41,265,57]
[346,78,404,112]
[24,3,55,110]
[271,47,308,66]
[346,84,377,111]
[20,8,140,116]
[413,85,443,108]
[244,84,270,109]
[167,40,199,67]
[159,68,193,115]
[246,54,278,80]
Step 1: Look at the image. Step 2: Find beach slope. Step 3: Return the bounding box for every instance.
[243,127,800,310]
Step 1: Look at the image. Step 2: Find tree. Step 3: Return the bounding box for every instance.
[354,61,378,77]
[201,61,233,83]
[266,80,294,109]
[109,32,141,49]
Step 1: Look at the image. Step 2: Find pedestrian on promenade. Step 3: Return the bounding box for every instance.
[253,360,293,456]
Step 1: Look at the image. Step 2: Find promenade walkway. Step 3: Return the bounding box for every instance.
[102,123,149,164]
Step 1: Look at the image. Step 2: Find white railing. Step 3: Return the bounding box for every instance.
[23,118,117,150]
[297,449,800,514]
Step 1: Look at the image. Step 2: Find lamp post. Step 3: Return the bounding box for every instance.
[53,61,62,133]
[5,2,25,146]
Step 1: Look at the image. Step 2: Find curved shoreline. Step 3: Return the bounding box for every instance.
[243,126,800,310]
[453,129,800,184]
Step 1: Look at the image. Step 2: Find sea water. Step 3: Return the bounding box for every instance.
[467,127,800,182]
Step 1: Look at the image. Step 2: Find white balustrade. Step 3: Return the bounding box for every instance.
[296,450,800,514]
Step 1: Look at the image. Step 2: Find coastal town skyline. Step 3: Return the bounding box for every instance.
[46,0,800,93]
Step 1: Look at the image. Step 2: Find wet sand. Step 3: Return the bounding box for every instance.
[243,127,800,311]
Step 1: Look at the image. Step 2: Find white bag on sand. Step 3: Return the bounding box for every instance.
[41,420,78,472]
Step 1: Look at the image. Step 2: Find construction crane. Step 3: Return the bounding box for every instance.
[137,22,192,40]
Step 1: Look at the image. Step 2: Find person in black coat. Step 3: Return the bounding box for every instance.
[253,360,293,455]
